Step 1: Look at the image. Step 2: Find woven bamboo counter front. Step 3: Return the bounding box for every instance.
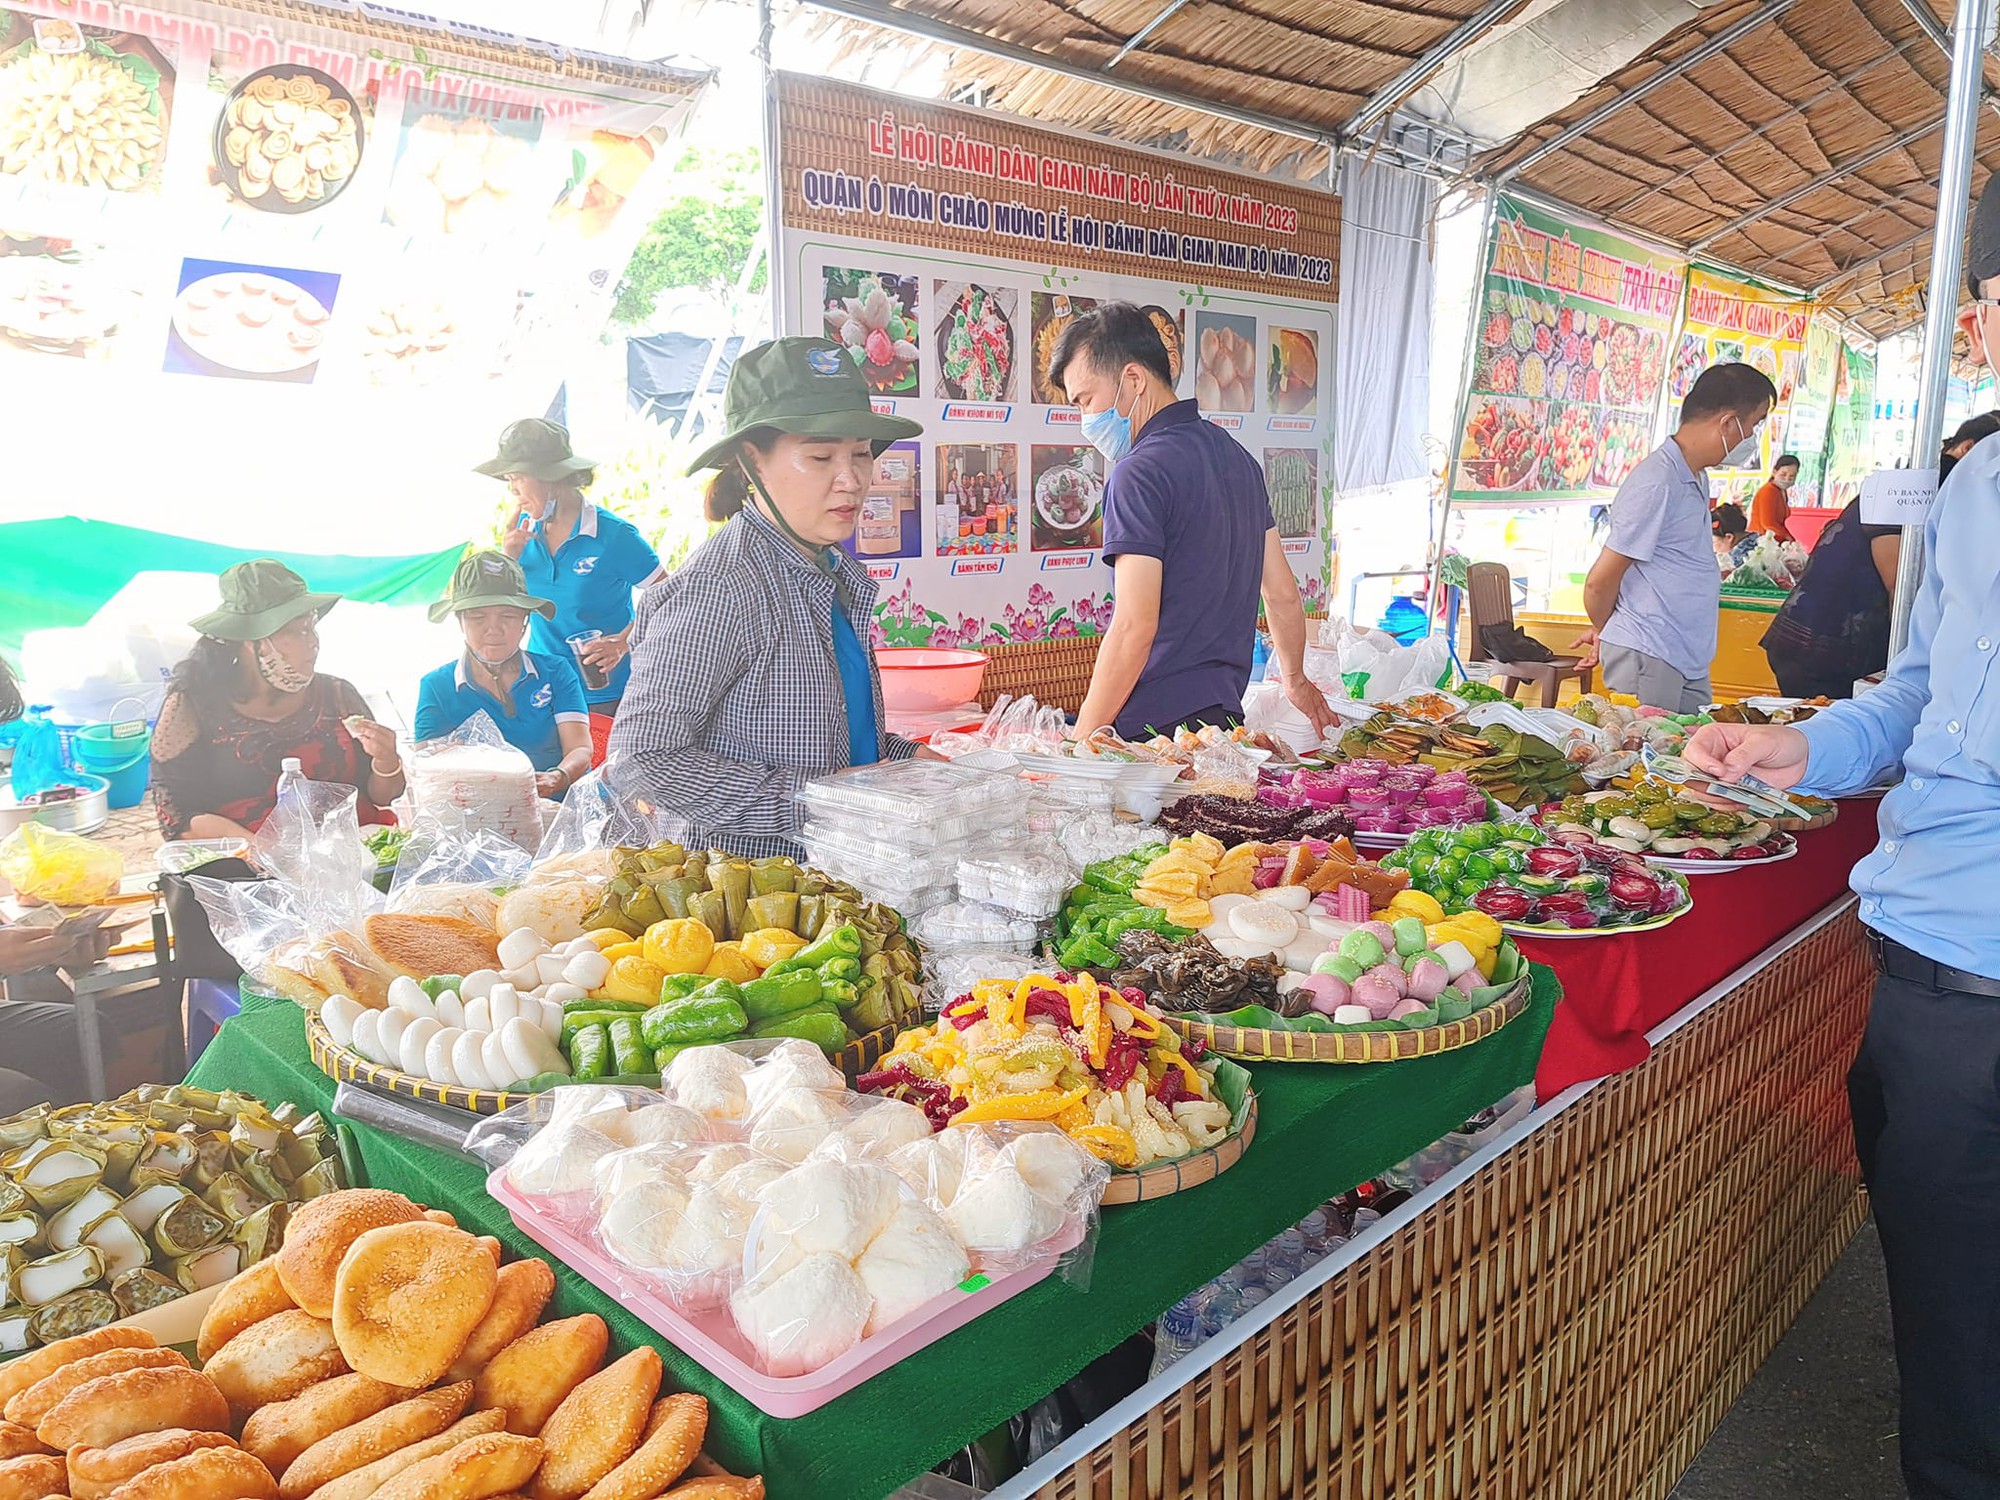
[1003,901,1873,1500]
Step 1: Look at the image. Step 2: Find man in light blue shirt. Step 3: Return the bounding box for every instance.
[1580,363,1776,709]
[1686,176,2000,1500]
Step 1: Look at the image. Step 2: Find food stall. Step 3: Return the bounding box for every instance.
[105,672,1864,1499]
[2,0,1961,1493]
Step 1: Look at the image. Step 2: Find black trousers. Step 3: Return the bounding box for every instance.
[1848,970,2000,1498]
[1766,650,1863,701]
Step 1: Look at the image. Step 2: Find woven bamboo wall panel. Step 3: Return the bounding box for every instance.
[1035,907,1874,1500]
[775,77,1341,301]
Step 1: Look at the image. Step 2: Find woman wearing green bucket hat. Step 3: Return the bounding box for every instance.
[413,550,593,798]
[479,417,663,763]
[608,336,939,856]
[152,560,403,841]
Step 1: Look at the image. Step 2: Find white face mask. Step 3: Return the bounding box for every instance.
[1720,413,1762,469]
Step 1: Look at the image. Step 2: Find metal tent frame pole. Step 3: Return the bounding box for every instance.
[1428,189,1501,634]
[1893,0,1995,656]
[757,0,786,335]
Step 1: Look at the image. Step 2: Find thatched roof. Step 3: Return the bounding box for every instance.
[796,0,1998,340]
[793,0,1514,179]
[1478,0,2000,339]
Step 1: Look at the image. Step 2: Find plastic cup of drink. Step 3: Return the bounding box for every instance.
[567,630,610,691]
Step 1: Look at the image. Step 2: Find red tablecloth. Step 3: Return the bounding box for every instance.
[1529,801,1881,1095]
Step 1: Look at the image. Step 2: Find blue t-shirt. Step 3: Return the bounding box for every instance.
[519,504,662,706]
[830,604,879,767]
[1100,400,1273,739]
[1600,441,1719,677]
[413,650,589,772]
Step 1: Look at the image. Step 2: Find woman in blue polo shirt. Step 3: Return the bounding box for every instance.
[413,552,593,799]
[481,419,662,765]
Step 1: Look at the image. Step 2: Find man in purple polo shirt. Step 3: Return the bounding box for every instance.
[1051,302,1334,743]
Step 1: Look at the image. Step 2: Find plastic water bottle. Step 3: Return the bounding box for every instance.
[1149,1286,1209,1378]
[1297,1209,1337,1263]
[1205,1279,1248,1335]
[9,706,66,800]
[1239,1285,1270,1317]
[1249,632,1271,683]
[1264,1228,1307,1293]
[1234,1244,1267,1286]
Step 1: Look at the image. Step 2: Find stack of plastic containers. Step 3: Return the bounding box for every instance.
[797,761,1028,915]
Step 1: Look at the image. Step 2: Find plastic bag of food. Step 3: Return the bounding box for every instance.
[533,766,682,872]
[0,822,123,906]
[888,1122,1108,1281]
[731,1156,970,1371]
[407,713,542,851]
[593,1140,764,1312]
[466,1083,707,1221]
[386,823,532,927]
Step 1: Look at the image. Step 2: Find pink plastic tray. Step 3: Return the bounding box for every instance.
[488,1166,1067,1417]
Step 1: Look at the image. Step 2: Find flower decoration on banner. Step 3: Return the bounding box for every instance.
[870,582,1113,647]
[1299,576,1327,615]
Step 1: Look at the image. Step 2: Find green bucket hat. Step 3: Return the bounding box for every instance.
[685,337,923,475]
[429,550,557,624]
[189,560,340,642]
[474,418,598,482]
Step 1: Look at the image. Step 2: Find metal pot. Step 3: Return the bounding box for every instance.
[0,774,111,838]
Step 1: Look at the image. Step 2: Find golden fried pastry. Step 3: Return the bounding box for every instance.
[526,1349,660,1500]
[277,1383,471,1500]
[370,1434,542,1500]
[301,1412,501,1500]
[332,1224,496,1388]
[577,1395,705,1500]
[240,1375,410,1480]
[363,916,500,981]
[0,1454,65,1500]
[101,1447,276,1500]
[67,1431,238,1500]
[0,1424,49,1462]
[7,1348,188,1429]
[478,1239,502,1265]
[197,1258,295,1361]
[658,1482,761,1500]
[472,1315,607,1437]
[37,1368,229,1452]
[202,1311,348,1419]
[0,1330,156,1409]
[447,1261,554,1381]
[423,1211,457,1228]
[279,1192,426,1319]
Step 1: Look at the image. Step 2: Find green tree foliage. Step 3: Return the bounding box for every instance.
[613,145,769,325]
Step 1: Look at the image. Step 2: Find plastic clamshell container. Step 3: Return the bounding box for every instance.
[954,854,1069,920]
[911,900,1040,953]
[489,1165,1069,1418]
[798,763,1027,850]
[798,819,970,877]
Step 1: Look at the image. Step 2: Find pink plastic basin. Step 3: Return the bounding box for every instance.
[876,648,989,712]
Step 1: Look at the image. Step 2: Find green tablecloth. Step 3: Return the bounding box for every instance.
[191,978,1555,1499]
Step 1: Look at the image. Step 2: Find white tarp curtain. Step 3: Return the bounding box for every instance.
[1335,157,1436,494]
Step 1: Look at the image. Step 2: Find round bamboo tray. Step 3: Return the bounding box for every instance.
[1158,971,1533,1064]
[307,1011,915,1116]
[1099,1091,1257,1205]
[1770,805,1838,831]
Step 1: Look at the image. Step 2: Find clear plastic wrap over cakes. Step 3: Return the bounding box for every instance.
[467,1038,1108,1378]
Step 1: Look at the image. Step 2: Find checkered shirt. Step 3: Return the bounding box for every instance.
[607,503,916,857]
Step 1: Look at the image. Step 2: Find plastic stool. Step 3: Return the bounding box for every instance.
[184,978,241,1066]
